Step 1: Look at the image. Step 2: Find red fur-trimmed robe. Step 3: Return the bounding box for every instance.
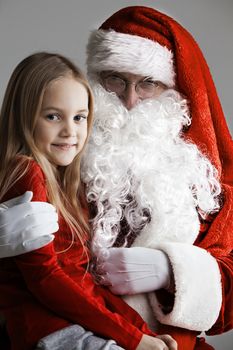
[92,6,233,349]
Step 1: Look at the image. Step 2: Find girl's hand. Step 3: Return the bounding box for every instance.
[136,334,177,350]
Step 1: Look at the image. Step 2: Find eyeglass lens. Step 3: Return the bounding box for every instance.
[103,75,161,98]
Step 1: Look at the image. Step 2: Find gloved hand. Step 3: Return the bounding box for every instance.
[0,191,58,258]
[99,247,172,295]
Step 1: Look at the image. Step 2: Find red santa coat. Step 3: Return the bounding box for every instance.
[91,6,233,349]
[0,159,155,350]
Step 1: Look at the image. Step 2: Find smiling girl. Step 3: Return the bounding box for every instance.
[0,52,176,350]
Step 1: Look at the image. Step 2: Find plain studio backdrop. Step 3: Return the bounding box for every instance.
[0,1,232,349]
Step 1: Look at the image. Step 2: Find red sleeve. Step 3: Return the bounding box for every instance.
[2,158,47,202]
[196,184,233,335]
[14,244,153,350]
[8,160,154,349]
[206,251,233,335]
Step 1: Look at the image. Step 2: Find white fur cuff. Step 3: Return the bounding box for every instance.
[149,242,222,331]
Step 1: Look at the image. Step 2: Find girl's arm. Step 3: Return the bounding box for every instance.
[4,160,153,350]
[14,242,149,350]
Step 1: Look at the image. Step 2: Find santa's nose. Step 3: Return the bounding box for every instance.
[120,84,140,110]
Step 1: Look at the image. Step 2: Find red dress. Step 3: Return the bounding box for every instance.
[0,159,155,350]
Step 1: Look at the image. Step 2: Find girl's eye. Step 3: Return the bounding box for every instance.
[46,114,60,121]
[74,114,87,122]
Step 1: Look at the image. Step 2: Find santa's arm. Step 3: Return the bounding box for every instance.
[146,182,233,333]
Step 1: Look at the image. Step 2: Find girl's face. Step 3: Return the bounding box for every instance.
[34,76,89,167]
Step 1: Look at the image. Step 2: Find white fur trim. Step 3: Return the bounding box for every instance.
[148,243,222,331]
[133,205,200,246]
[87,29,175,87]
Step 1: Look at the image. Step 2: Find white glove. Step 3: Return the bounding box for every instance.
[0,191,58,258]
[99,247,172,295]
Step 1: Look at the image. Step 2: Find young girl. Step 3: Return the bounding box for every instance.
[0,52,176,350]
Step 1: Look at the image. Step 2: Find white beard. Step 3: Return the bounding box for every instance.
[81,83,221,256]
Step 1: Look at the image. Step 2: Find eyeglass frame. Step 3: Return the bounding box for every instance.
[100,72,168,99]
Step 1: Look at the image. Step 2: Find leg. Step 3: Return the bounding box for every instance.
[5,301,70,350]
[35,324,124,350]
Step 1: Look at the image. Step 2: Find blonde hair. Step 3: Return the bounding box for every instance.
[0,52,94,249]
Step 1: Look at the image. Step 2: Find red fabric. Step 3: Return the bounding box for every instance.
[0,160,156,350]
[157,324,216,350]
[100,5,233,348]
[157,324,215,350]
[195,338,215,350]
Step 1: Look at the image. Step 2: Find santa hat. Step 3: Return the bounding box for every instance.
[87,20,175,87]
[87,6,233,184]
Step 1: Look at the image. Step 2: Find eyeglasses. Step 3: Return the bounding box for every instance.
[101,74,167,99]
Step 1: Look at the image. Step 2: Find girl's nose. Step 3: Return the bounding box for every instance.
[60,120,76,137]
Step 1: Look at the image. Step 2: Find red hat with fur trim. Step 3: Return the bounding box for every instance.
[87,6,233,185]
[87,10,175,87]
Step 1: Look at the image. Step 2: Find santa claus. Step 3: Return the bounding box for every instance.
[80,6,233,349]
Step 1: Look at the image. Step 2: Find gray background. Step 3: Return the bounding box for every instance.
[0,0,232,349]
